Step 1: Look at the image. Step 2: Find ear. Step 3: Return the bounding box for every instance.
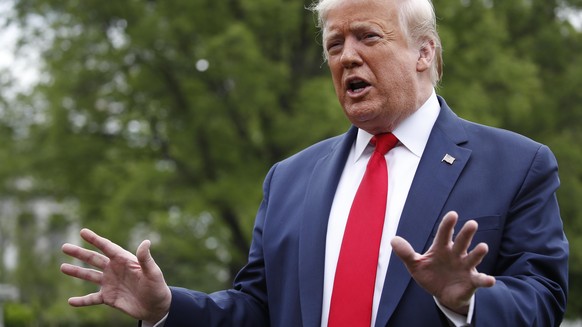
[416,39,436,73]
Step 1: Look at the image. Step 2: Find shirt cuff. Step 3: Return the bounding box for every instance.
[141,313,168,327]
[434,295,475,327]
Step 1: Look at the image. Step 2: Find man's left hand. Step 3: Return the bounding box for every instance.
[391,211,496,314]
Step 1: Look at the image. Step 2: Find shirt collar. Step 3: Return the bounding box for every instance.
[353,90,440,162]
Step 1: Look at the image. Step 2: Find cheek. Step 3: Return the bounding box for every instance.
[376,50,417,76]
[331,81,344,102]
[378,63,414,90]
[329,67,344,95]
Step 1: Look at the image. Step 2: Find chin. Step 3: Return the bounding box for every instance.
[344,106,376,124]
[350,115,396,134]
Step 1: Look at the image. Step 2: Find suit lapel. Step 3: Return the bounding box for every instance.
[375,99,472,326]
[298,127,357,327]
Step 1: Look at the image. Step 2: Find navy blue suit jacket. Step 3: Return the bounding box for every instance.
[164,97,568,326]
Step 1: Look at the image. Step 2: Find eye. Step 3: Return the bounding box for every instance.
[326,41,343,55]
[362,32,381,41]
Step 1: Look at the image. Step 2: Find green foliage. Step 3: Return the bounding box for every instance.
[4,302,34,327]
[0,0,581,324]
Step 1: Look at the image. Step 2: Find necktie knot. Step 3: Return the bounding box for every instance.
[371,133,399,155]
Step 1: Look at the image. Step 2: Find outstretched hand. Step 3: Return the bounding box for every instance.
[390,211,495,314]
[61,228,172,323]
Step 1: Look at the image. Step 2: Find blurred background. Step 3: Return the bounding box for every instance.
[0,0,581,325]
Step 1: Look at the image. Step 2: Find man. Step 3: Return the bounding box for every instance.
[61,0,568,326]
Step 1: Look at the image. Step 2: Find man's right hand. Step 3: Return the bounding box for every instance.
[61,228,172,323]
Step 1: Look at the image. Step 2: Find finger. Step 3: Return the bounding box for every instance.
[80,228,128,259]
[61,263,103,285]
[391,236,420,264]
[451,220,478,256]
[465,242,489,268]
[473,272,496,288]
[68,292,104,307]
[136,240,157,274]
[62,243,109,270]
[432,211,458,248]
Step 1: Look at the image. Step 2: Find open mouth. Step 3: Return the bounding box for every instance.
[348,79,371,93]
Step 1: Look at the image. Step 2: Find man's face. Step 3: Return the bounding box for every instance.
[323,0,427,134]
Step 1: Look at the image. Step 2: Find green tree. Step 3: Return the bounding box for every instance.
[2,0,344,324]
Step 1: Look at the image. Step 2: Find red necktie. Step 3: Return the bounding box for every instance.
[328,133,399,327]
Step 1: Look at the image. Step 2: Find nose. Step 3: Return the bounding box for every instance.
[340,38,363,68]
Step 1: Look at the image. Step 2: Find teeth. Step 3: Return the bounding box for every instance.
[349,80,368,91]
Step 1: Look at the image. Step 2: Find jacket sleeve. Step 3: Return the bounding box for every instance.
[474,145,568,327]
[163,165,278,327]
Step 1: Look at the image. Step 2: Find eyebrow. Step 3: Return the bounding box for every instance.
[325,20,384,39]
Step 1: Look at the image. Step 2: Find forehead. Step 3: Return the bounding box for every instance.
[322,0,399,37]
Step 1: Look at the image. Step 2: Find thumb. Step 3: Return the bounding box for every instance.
[390,236,418,264]
[136,240,157,274]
